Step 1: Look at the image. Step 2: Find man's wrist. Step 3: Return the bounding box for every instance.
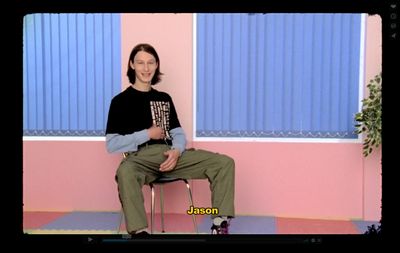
[170,147,182,156]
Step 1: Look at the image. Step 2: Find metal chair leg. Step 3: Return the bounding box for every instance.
[184,179,198,234]
[160,185,165,233]
[150,183,155,234]
[117,208,124,234]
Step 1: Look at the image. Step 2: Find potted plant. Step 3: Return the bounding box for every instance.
[354,72,382,235]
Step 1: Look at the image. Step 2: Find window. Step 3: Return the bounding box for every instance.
[23,13,121,136]
[195,13,364,139]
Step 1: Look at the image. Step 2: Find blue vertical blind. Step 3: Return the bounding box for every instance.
[196,13,362,139]
[23,13,121,136]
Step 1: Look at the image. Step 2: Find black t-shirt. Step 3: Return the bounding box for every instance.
[105,86,181,140]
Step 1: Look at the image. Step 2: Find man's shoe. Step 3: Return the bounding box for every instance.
[211,220,230,234]
[128,231,149,237]
[134,231,149,235]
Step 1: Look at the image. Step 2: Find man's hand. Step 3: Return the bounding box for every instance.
[147,125,165,140]
[159,149,180,172]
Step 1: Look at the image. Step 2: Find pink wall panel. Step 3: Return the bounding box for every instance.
[23,141,121,211]
[22,140,206,214]
[362,15,382,221]
[121,13,194,142]
[192,142,364,219]
[363,146,382,220]
[23,140,366,220]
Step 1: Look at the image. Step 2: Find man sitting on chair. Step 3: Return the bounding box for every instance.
[105,43,235,235]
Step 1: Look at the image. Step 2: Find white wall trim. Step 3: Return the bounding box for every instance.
[23,136,105,141]
[193,136,361,143]
[192,13,198,143]
[357,13,367,143]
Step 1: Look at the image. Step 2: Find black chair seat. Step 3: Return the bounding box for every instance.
[151,176,185,184]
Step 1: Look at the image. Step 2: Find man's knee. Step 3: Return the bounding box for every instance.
[218,154,235,173]
[116,162,140,182]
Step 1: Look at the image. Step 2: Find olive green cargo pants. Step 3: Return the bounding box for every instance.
[116,144,235,233]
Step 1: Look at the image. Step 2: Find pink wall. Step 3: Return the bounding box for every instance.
[23,14,381,221]
[192,142,363,219]
[23,141,121,211]
[362,15,382,221]
[121,13,193,141]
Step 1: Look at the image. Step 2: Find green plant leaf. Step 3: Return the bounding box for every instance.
[354,72,381,157]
